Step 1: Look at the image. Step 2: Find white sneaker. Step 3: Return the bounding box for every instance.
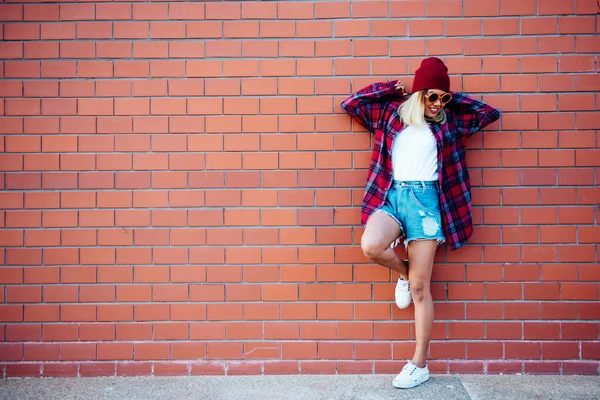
[392,360,430,389]
[395,275,412,309]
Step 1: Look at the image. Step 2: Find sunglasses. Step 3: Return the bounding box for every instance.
[424,92,452,104]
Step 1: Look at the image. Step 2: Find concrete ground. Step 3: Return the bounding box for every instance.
[1,375,599,400]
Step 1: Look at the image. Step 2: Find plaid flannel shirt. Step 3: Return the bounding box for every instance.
[341,81,501,250]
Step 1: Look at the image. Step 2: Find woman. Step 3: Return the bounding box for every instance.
[341,57,501,389]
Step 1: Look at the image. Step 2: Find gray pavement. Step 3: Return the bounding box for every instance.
[1,375,599,400]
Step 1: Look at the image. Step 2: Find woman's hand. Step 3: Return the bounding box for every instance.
[394,80,407,96]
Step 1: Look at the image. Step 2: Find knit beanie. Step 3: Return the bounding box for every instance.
[412,57,450,93]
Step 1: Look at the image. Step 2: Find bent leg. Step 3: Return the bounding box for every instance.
[361,211,408,279]
[406,239,437,368]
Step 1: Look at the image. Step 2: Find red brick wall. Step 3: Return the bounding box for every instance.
[1,0,599,378]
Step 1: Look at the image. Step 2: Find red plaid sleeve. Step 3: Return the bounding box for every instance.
[340,81,401,133]
[449,92,501,139]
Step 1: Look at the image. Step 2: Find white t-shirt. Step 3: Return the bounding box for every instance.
[391,124,439,181]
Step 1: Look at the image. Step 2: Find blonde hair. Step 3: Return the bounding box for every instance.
[399,90,426,127]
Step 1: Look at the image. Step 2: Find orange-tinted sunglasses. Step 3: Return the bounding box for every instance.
[424,92,452,104]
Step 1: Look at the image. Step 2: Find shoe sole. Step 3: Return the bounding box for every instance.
[395,292,412,309]
[392,375,430,389]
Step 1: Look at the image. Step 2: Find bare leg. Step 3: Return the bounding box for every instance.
[406,240,437,368]
[361,211,408,279]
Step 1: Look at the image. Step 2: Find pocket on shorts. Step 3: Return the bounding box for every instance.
[409,187,440,215]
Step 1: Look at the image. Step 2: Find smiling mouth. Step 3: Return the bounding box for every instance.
[428,106,440,114]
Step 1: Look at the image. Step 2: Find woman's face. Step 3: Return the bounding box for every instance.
[423,89,448,118]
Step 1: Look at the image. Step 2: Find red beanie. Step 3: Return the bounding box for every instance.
[412,57,450,93]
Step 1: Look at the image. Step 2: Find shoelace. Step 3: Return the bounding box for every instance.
[399,278,410,291]
[400,363,418,376]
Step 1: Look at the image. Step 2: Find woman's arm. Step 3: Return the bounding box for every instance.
[341,81,403,133]
[448,92,501,139]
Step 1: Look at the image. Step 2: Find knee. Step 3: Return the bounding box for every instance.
[361,235,383,261]
[410,279,431,303]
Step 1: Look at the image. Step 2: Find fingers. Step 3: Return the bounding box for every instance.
[394,81,406,95]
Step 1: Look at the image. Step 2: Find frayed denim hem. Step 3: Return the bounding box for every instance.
[403,237,445,251]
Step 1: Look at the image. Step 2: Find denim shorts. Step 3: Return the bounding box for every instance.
[375,181,445,249]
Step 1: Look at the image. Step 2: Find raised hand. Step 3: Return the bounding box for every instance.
[394,80,407,96]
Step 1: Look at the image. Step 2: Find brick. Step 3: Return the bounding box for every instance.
[117,363,152,376]
[24,81,58,97]
[539,36,575,54]
[280,39,315,58]
[6,364,41,378]
[150,22,186,39]
[97,42,132,59]
[43,363,78,378]
[540,74,576,93]
[24,4,57,21]
[563,323,598,340]
[576,36,600,54]
[4,24,39,41]
[95,343,133,362]
[79,322,116,342]
[188,320,224,339]
[14,117,51,136]
[561,283,598,300]
[6,100,40,117]
[7,324,42,342]
[133,3,168,20]
[206,2,240,20]
[539,0,575,14]
[224,21,259,38]
[430,342,466,359]
[523,56,559,74]
[150,61,185,78]
[41,23,70,41]
[170,3,205,20]
[408,19,444,37]
[76,22,111,40]
[272,2,309,19]
[389,0,425,16]
[154,363,190,376]
[107,23,142,40]
[559,55,595,73]
[298,59,333,77]
[61,229,96,247]
[187,22,223,39]
[464,0,499,16]
[115,170,151,189]
[168,42,205,60]
[0,4,24,22]
[96,3,131,20]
